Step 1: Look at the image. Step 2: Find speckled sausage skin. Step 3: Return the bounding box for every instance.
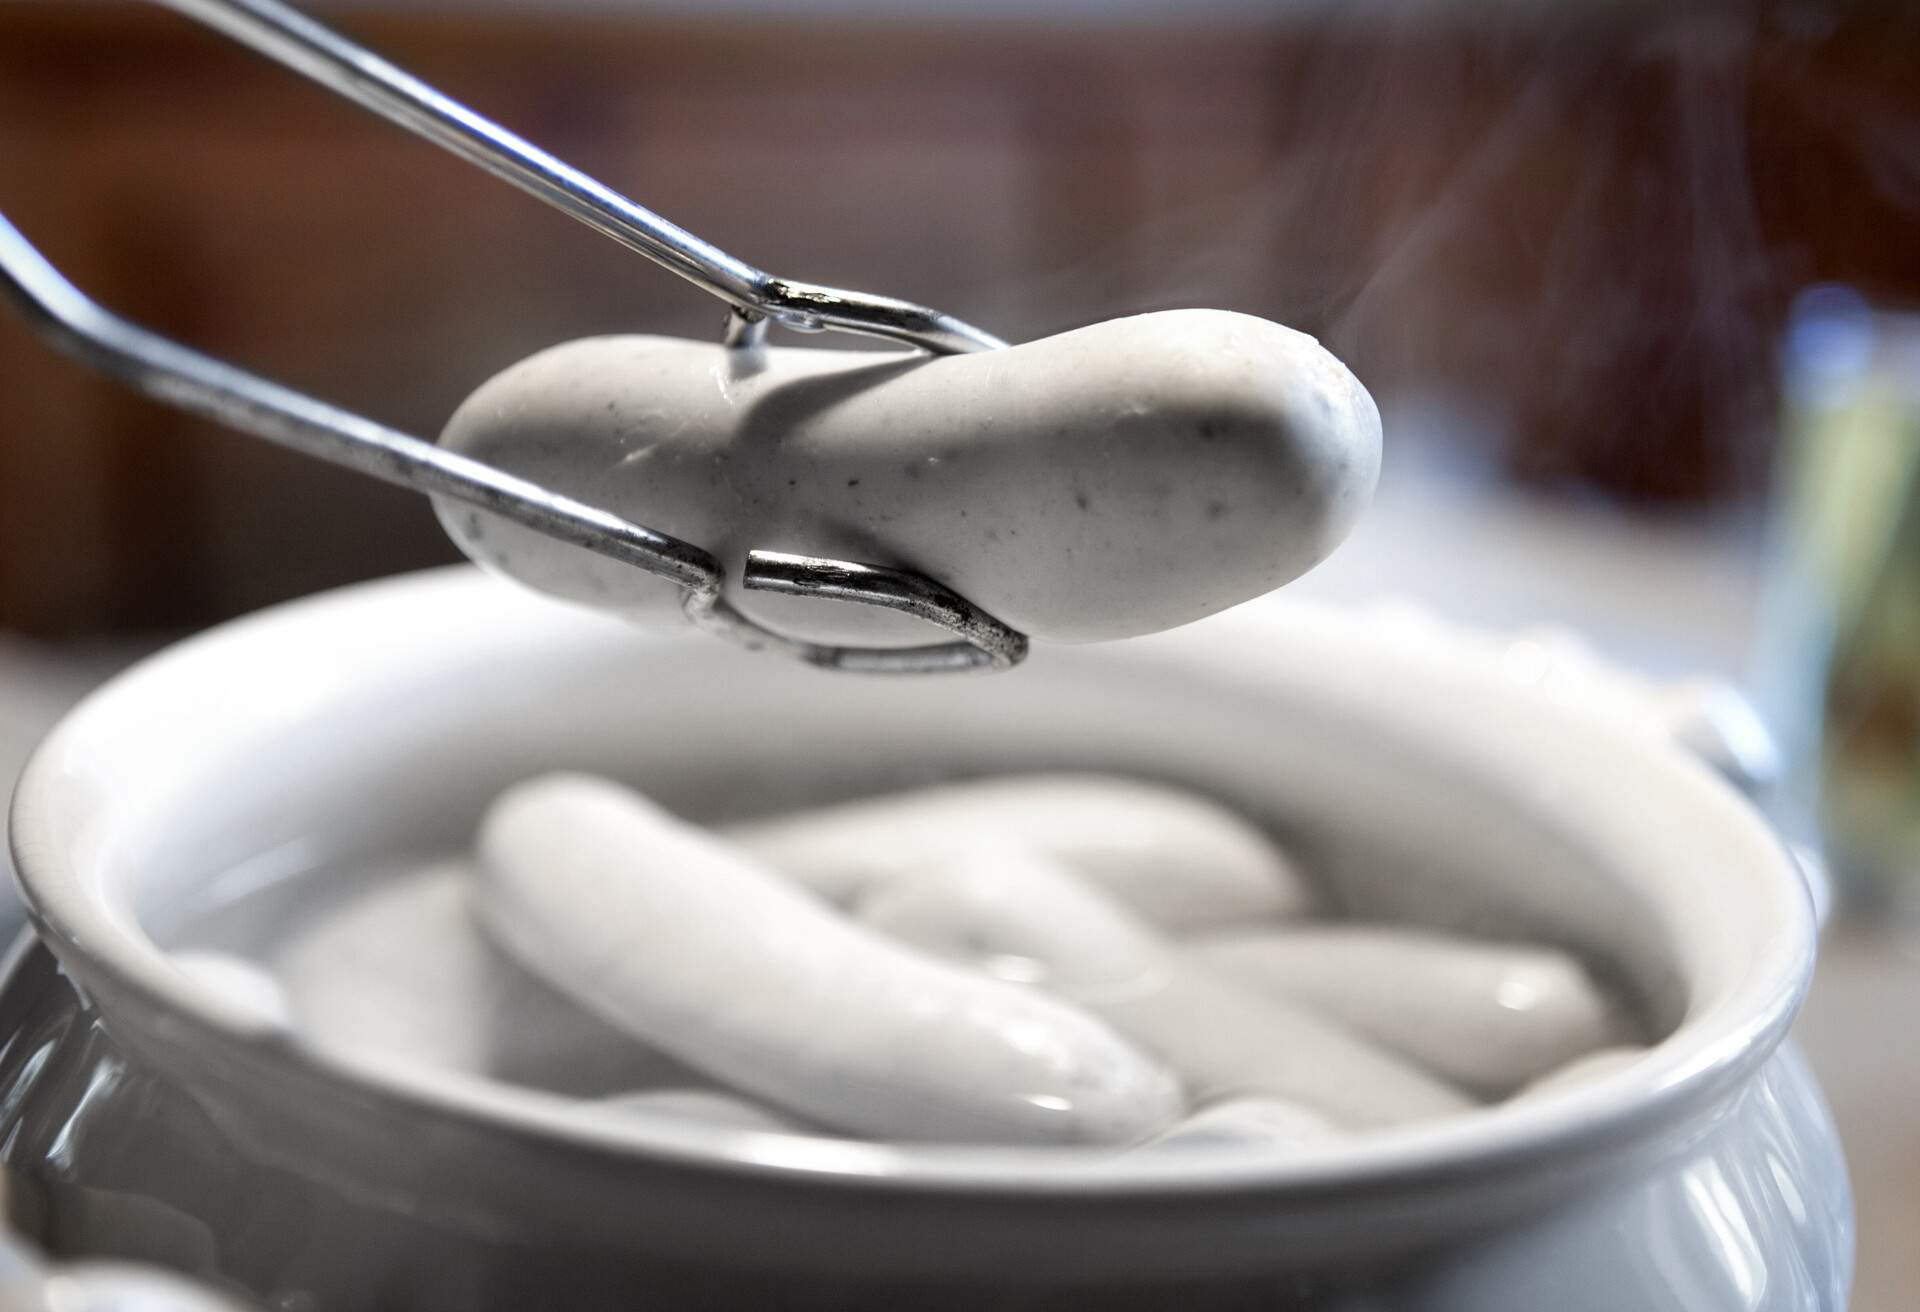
[434,310,1381,646]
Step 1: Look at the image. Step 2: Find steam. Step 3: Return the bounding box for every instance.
[958,6,1905,504]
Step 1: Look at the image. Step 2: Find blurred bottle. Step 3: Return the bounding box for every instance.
[1759,286,1920,922]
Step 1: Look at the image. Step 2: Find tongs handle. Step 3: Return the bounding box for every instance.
[155,0,1005,357]
[0,213,1025,671]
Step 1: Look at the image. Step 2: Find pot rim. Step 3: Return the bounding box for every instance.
[6,567,1816,1198]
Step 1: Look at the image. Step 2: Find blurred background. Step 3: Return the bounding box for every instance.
[0,0,1917,1305]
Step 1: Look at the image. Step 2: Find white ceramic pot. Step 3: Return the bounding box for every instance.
[5,568,1851,1310]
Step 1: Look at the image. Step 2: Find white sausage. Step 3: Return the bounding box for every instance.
[169,951,293,1029]
[435,310,1380,646]
[853,848,1470,1129]
[1109,972,1473,1128]
[857,843,1168,1000]
[271,862,698,1095]
[1185,928,1634,1097]
[730,773,1312,932]
[475,774,1184,1145]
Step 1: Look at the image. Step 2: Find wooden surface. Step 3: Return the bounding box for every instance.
[2,3,1919,634]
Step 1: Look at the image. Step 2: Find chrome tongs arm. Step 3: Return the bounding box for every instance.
[156,0,1006,357]
[0,0,1029,673]
[0,215,1025,672]
[0,214,714,594]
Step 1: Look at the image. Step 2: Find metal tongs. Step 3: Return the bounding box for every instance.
[0,0,1027,673]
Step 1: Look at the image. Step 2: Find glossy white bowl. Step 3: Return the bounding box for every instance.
[6,567,1851,1310]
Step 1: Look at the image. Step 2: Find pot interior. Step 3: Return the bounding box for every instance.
[12,568,1812,1174]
